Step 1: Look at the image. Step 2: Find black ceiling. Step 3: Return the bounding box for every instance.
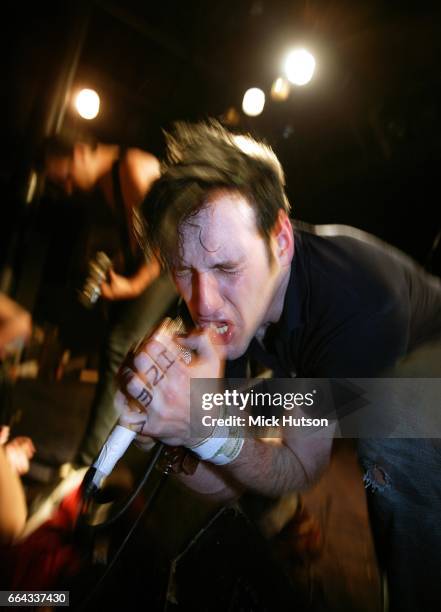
[3,0,441,261]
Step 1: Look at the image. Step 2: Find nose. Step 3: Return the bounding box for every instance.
[193,271,224,318]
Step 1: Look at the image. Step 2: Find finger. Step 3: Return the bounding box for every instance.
[133,339,181,383]
[19,454,29,474]
[15,436,34,452]
[119,413,149,435]
[116,390,150,434]
[19,456,29,475]
[100,282,112,299]
[176,328,221,360]
[133,435,155,452]
[114,389,145,416]
[120,367,154,410]
[137,318,183,356]
[135,318,191,366]
[22,440,35,458]
[105,268,118,285]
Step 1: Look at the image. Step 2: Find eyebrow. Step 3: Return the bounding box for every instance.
[174,258,245,270]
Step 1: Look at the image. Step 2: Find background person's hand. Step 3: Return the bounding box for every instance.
[0,425,10,446]
[4,436,36,475]
[0,294,32,358]
[100,269,139,301]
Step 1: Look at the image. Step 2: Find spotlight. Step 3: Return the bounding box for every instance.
[284,49,315,86]
[75,88,100,120]
[242,88,265,117]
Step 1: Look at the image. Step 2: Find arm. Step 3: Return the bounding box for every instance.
[177,434,333,503]
[101,259,161,301]
[0,447,27,544]
[119,149,161,209]
[117,328,333,503]
[100,150,162,300]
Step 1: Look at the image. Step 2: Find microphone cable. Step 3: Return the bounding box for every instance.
[74,442,168,611]
[77,440,165,531]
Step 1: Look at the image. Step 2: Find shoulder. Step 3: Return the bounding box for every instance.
[116,149,161,205]
[296,223,418,308]
[120,148,160,189]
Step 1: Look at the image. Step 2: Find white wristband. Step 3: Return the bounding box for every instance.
[188,421,244,465]
[189,422,229,460]
[210,436,244,465]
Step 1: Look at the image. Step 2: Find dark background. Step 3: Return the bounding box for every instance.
[2,0,441,352]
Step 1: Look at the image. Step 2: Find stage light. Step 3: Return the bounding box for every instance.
[75,88,100,120]
[284,49,315,86]
[242,88,265,117]
[271,77,290,101]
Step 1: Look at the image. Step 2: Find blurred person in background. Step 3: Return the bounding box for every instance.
[0,294,34,544]
[40,137,176,465]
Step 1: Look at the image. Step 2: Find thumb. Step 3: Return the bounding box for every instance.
[100,281,112,299]
[108,269,118,283]
[101,269,117,297]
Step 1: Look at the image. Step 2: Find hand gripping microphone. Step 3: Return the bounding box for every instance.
[81,317,191,499]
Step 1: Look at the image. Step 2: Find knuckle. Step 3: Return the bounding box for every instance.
[133,351,151,374]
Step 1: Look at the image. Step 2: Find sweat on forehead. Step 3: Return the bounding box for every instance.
[176,191,259,254]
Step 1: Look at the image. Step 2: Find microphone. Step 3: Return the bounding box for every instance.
[81,317,191,499]
[84,424,137,495]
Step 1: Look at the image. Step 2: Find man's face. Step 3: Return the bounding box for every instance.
[171,191,287,360]
[45,148,94,195]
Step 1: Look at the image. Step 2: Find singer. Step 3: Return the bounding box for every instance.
[118,120,441,611]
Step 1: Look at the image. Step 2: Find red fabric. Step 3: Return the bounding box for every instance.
[0,486,84,589]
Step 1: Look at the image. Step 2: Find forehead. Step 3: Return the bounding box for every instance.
[176,191,262,264]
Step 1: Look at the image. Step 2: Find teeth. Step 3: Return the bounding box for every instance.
[209,322,228,335]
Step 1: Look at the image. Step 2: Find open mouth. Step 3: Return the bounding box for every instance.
[209,322,228,335]
[199,321,234,344]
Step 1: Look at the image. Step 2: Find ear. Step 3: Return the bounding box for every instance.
[272,209,294,266]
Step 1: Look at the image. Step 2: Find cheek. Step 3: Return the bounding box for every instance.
[174,277,192,302]
[217,275,244,305]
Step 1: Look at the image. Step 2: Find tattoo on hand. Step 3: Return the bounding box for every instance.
[131,420,147,434]
[123,347,178,411]
[136,386,153,408]
[157,348,175,371]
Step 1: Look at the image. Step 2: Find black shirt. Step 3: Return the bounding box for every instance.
[111,159,146,276]
[226,223,441,379]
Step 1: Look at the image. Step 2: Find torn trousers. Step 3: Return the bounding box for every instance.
[358,438,441,612]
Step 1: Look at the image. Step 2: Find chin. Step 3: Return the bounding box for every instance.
[224,347,239,361]
[224,339,249,361]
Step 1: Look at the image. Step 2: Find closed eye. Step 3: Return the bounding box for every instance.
[214,265,241,275]
[173,268,192,277]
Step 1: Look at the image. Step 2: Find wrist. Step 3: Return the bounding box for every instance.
[187,417,244,465]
